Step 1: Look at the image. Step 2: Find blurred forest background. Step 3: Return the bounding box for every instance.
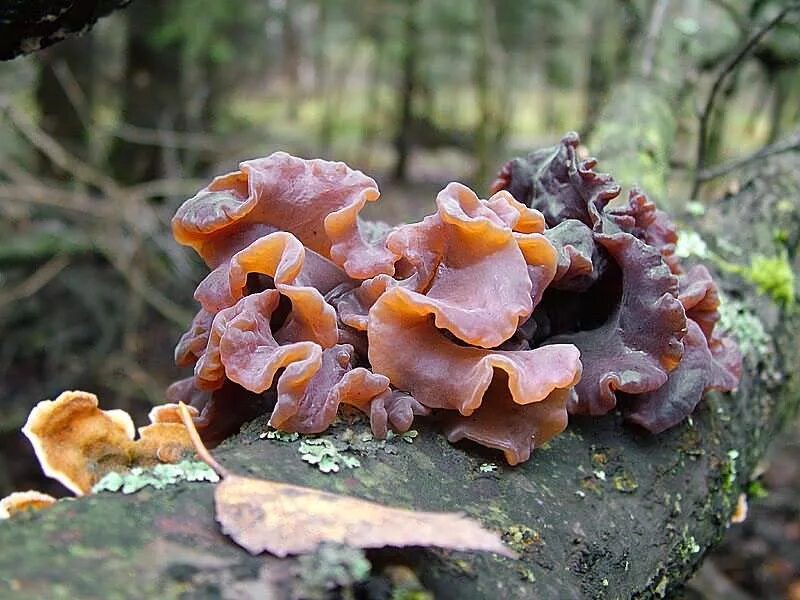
[0,0,799,597]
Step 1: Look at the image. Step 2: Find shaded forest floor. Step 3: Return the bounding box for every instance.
[689,420,800,600]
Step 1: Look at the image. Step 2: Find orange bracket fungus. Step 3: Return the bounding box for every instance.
[156,132,740,465]
[22,391,196,495]
[0,491,56,519]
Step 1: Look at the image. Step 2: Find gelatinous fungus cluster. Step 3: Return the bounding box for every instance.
[164,133,740,466]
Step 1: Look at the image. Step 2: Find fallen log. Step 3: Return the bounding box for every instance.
[0,146,797,599]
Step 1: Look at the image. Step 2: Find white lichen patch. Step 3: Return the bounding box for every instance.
[675,230,709,260]
[717,297,769,358]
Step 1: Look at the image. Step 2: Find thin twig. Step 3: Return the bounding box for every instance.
[3,105,121,196]
[698,129,800,181]
[0,255,70,310]
[691,2,800,198]
[52,60,236,153]
[640,0,672,79]
[178,402,229,478]
[98,240,194,327]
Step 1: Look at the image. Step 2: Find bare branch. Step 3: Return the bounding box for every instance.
[691,2,800,198]
[698,129,800,181]
[2,105,121,196]
[0,255,70,310]
[640,0,672,79]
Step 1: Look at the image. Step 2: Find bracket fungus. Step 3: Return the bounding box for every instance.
[13,133,742,495]
[0,491,56,519]
[21,391,196,495]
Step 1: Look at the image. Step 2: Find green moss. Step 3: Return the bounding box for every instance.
[747,480,769,499]
[741,252,796,309]
[675,225,795,309]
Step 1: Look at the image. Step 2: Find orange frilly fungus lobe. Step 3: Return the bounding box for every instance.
[171,152,397,278]
[22,391,195,495]
[0,490,57,519]
[158,135,741,465]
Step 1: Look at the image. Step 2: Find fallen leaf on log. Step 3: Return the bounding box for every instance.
[214,473,514,557]
[177,403,515,559]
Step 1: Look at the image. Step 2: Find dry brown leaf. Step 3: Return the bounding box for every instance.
[215,474,515,558]
[176,402,515,559]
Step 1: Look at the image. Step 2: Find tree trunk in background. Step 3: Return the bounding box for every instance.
[704,73,741,167]
[581,0,642,138]
[392,0,420,182]
[35,35,95,177]
[282,0,301,123]
[767,68,795,143]
[315,0,334,154]
[474,0,495,187]
[581,0,613,138]
[108,0,184,184]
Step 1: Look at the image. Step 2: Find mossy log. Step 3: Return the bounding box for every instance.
[0,0,132,60]
[0,150,798,598]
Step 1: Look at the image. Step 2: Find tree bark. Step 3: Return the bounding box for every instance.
[0,0,132,61]
[107,0,184,185]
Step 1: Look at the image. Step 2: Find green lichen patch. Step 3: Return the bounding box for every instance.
[516,564,537,583]
[299,439,362,473]
[295,543,371,598]
[256,417,421,474]
[718,298,769,358]
[720,449,740,494]
[478,462,499,473]
[612,471,639,493]
[502,525,542,555]
[675,226,795,309]
[674,530,700,563]
[259,429,300,443]
[679,427,705,458]
[91,461,219,494]
[580,475,604,497]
